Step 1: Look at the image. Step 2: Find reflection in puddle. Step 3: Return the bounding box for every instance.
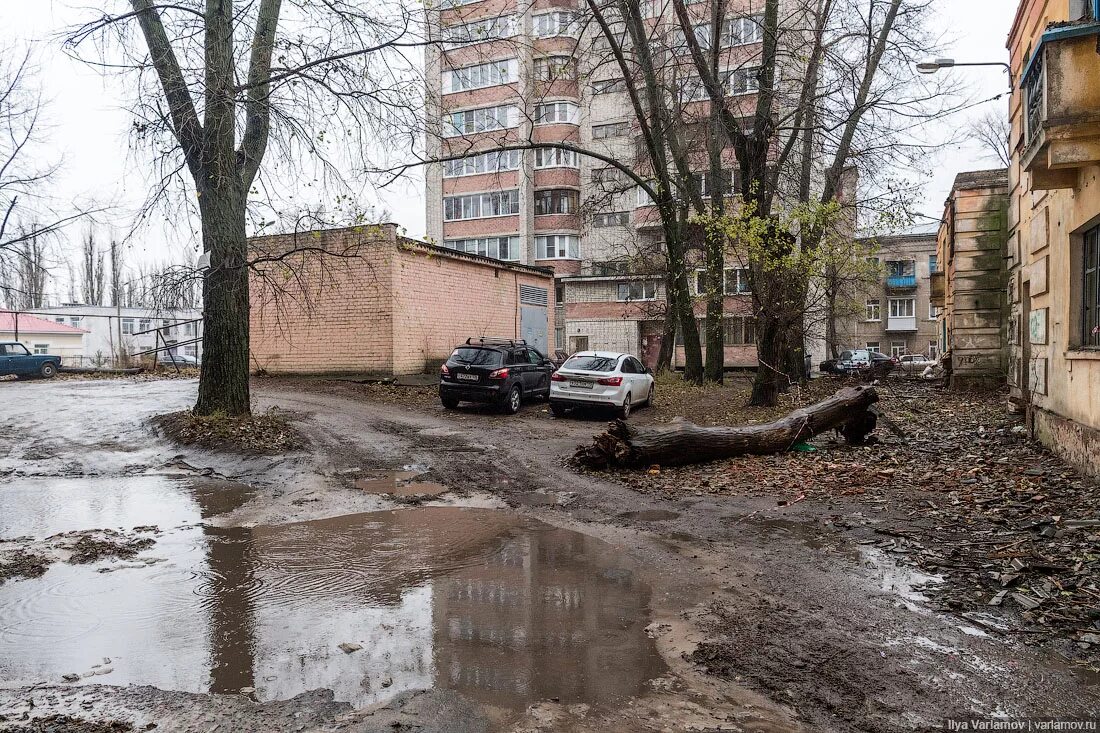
[353,471,449,498]
[0,507,663,711]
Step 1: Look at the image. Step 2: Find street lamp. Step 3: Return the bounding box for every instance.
[917,57,1013,90]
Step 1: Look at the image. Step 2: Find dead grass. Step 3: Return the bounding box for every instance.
[646,371,843,426]
[152,407,304,454]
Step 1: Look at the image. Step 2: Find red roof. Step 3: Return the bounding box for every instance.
[0,310,89,334]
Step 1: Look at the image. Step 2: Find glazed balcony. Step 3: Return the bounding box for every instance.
[885,261,917,291]
[1020,24,1100,190]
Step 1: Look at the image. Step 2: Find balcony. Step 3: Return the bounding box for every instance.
[1020,24,1100,190]
[885,261,917,291]
[929,271,945,308]
[886,274,917,289]
[886,316,917,332]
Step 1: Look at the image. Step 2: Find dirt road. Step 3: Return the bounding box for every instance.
[0,377,1095,732]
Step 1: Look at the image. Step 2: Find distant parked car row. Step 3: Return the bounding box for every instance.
[819,350,937,378]
[439,337,654,419]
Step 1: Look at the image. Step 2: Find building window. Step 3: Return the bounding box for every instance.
[592,121,630,139]
[690,170,736,197]
[444,105,517,137]
[532,11,578,38]
[929,254,938,273]
[723,316,756,345]
[533,147,578,169]
[33,343,48,355]
[929,340,939,359]
[728,67,760,95]
[695,268,750,295]
[441,15,517,48]
[891,341,907,358]
[725,15,764,46]
[889,298,915,318]
[534,189,579,215]
[928,302,939,320]
[592,78,627,95]
[442,59,517,93]
[866,342,880,353]
[535,234,579,260]
[443,149,522,178]
[54,317,65,323]
[139,319,152,332]
[534,101,578,124]
[555,328,565,350]
[677,316,756,345]
[121,318,135,335]
[533,56,576,82]
[616,280,657,301]
[865,299,881,321]
[443,236,521,261]
[591,260,630,276]
[184,322,196,337]
[1083,225,1100,347]
[443,190,520,221]
[69,317,82,327]
[593,212,630,227]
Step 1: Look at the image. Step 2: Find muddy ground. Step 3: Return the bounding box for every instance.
[0,375,1097,732]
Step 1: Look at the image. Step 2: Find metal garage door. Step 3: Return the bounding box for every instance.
[519,285,549,356]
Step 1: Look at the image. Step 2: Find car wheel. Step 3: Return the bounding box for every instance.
[441,395,459,409]
[502,385,522,415]
[39,362,57,379]
[550,402,567,418]
[646,384,655,406]
[618,394,632,419]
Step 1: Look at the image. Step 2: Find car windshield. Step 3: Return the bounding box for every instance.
[449,347,502,367]
[563,355,619,372]
[4,343,30,356]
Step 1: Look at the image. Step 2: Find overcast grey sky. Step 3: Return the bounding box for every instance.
[0,0,1016,271]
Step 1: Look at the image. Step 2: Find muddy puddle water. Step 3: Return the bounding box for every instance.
[0,498,664,711]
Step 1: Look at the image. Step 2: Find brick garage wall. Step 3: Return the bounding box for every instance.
[248,226,397,375]
[391,243,554,374]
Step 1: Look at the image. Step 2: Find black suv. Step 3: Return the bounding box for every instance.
[439,338,554,414]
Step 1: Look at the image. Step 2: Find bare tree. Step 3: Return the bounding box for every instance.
[68,2,424,415]
[967,109,1011,168]
[80,230,106,305]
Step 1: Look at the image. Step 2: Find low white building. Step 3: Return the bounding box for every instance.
[24,305,203,366]
[0,310,88,362]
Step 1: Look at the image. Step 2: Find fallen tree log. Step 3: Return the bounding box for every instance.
[574,385,879,469]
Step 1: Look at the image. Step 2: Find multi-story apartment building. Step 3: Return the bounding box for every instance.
[838,233,941,359]
[1004,0,1100,476]
[424,0,771,366]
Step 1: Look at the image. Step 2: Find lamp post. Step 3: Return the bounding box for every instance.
[917,57,1013,91]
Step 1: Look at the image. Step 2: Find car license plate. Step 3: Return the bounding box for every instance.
[569,380,593,389]
[456,373,479,382]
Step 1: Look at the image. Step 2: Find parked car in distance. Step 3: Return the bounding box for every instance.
[0,341,61,379]
[896,353,936,374]
[549,351,654,418]
[835,349,897,378]
[439,338,554,414]
[161,352,200,368]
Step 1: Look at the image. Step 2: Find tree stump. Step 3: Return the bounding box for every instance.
[573,385,879,469]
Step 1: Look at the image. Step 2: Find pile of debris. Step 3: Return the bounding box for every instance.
[599,382,1100,666]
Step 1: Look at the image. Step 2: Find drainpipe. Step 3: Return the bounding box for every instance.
[14,312,18,341]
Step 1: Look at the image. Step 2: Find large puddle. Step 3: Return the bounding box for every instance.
[0,478,664,711]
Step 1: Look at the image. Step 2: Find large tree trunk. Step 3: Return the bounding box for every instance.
[704,229,725,384]
[655,301,677,373]
[750,310,786,406]
[195,188,251,416]
[666,228,704,384]
[575,385,878,469]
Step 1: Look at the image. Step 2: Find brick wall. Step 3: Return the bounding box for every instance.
[391,243,554,374]
[249,225,397,375]
[249,224,554,376]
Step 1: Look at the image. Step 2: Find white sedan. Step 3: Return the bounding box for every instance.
[549,351,655,418]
